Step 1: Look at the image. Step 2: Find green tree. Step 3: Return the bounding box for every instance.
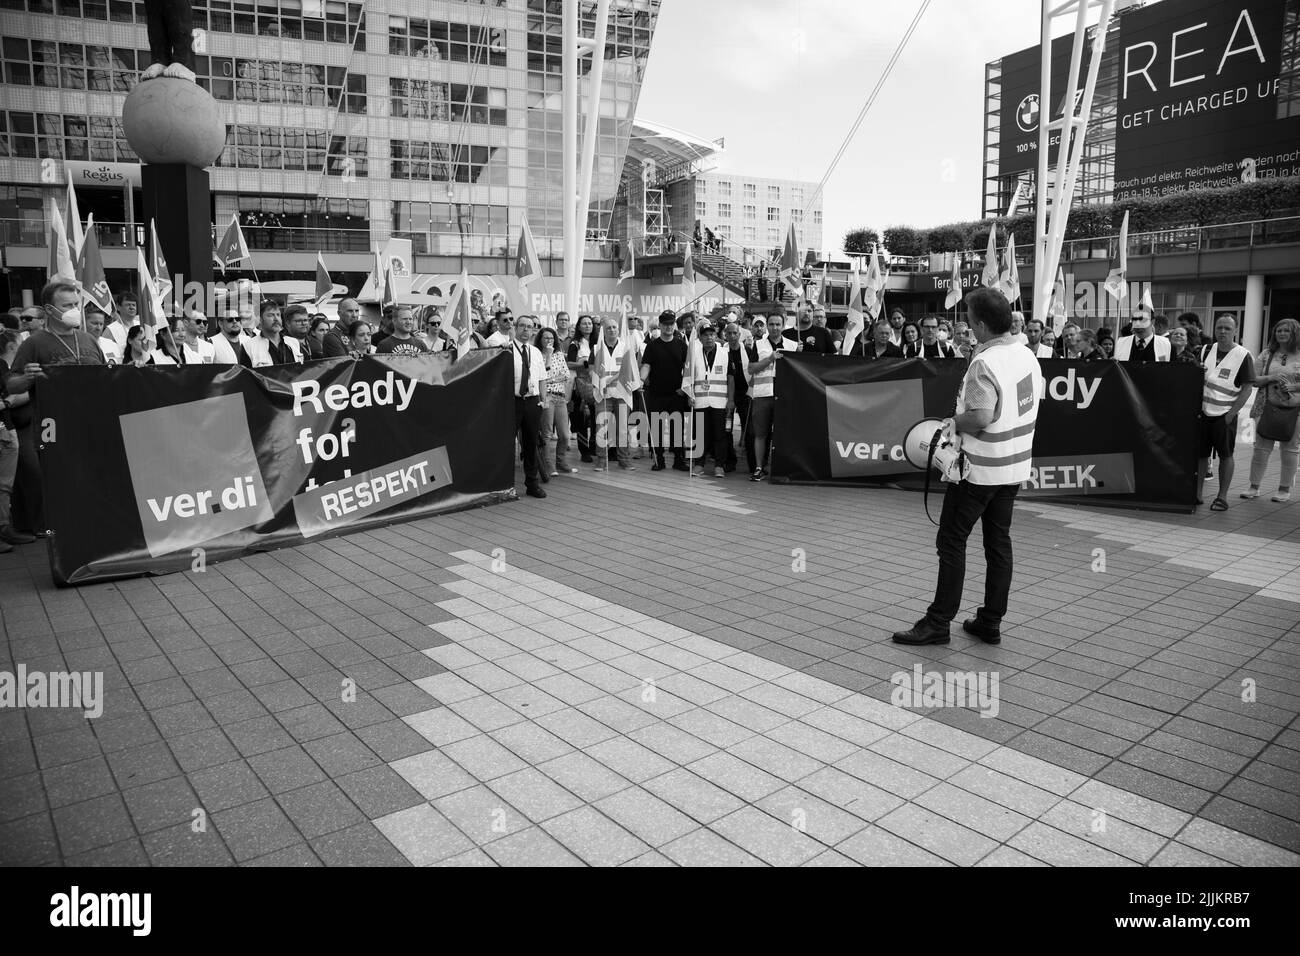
[842,227,880,255]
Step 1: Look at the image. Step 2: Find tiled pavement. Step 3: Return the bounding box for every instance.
[1,441,1297,867]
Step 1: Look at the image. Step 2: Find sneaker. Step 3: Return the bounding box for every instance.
[1240,488,1260,499]
[565,466,578,474]
[1273,490,1292,502]
[618,461,636,471]
[691,466,706,476]
[549,470,559,477]
[749,468,765,482]
[593,463,607,471]
[0,540,12,554]
[0,527,35,545]
[713,466,725,478]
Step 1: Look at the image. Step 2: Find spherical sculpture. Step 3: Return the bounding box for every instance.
[122,78,226,168]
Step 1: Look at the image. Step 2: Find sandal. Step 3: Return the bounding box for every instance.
[1209,497,1229,511]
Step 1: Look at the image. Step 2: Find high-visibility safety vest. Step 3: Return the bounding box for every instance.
[751,337,780,398]
[690,344,730,408]
[1114,334,1170,361]
[956,340,1043,486]
[1199,342,1250,417]
[242,333,303,368]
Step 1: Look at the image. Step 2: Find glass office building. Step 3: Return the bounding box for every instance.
[0,0,660,302]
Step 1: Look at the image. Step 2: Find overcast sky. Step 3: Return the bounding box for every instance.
[636,0,1092,258]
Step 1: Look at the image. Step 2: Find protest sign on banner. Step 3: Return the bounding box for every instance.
[772,355,1201,511]
[38,351,515,585]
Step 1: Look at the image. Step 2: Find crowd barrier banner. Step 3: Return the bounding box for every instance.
[38,351,516,586]
[772,354,1202,511]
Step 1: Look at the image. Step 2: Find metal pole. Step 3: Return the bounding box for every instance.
[562,0,579,315]
[1032,0,1052,328]
[576,0,611,250]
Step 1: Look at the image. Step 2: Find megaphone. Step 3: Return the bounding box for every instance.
[903,418,969,483]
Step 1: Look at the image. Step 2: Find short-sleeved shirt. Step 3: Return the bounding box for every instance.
[640,336,687,397]
[961,333,1017,411]
[375,335,429,356]
[13,329,107,372]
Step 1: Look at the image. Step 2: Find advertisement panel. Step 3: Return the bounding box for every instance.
[772,355,1201,511]
[997,33,1093,176]
[1114,0,1300,199]
[38,352,515,585]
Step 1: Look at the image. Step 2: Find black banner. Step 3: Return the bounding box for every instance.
[37,351,516,586]
[771,355,1202,511]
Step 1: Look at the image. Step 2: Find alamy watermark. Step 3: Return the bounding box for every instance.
[890,664,1000,718]
[0,665,103,718]
[593,404,707,456]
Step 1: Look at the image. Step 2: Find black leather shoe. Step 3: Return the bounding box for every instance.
[891,620,950,645]
[962,618,1001,644]
[539,471,550,483]
[651,461,665,471]
[672,460,689,472]
[526,486,547,499]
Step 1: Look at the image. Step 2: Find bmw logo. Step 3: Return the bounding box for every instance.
[1016,94,1040,133]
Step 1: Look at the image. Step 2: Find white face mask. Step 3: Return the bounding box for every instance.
[55,307,83,330]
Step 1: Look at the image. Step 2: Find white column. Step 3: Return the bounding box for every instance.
[1243,274,1266,353]
[562,1,578,315]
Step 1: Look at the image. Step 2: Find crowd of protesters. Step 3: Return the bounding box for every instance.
[2,279,1296,549]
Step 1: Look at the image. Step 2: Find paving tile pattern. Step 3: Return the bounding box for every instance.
[0,442,1297,866]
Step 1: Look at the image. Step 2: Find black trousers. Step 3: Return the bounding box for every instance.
[12,425,42,533]
[145,0,195,70]
[514,396,542,488]
[926,480,1018,628]
[725,394,756,473]
[691,406,728,467]
[571,394,597,460]
[645,392,686,465]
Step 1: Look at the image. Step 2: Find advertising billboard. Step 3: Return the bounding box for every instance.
[997,33,1094,177]
[1113,0,1300,199]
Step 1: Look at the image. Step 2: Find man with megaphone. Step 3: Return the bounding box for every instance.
[893,288,1043,647]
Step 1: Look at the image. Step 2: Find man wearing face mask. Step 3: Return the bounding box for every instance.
[5,281,106,538]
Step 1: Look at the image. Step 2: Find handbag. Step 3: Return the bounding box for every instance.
[1264,351,1300,409]
[1258,402,1299,442]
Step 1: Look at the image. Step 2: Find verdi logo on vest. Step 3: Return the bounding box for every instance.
[825,379,926,478]
[120,394,274,557]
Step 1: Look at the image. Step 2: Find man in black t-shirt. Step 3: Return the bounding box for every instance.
[374,305,430,356]
[639,310,688,471]
[781,304,836,354]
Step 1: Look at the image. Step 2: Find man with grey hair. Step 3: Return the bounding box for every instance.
[323,298,361,357]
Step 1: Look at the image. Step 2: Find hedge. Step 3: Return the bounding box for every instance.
[861,178,1300,255]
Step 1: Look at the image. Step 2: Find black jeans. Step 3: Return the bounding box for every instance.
[145,0,195,70]
[514,396,542,489]
[926,480,1018,628]
[725,394,756,473]
[645,392,686,465]
[12,424,42,533]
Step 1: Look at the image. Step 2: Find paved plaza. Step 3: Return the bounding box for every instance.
[1,443,1298,867]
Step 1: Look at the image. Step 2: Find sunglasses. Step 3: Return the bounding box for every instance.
[428,321,442,327]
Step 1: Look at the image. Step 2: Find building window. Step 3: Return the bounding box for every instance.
[743,204,755,220]
[217,126,330,172]
[717,180,731,198]
[717,202,731,218]
[695,201,706,219]
[196,57,365,111]
[768,185,780,202]
[768,227,780,244]
[813,210,823,225]
[792,209,803,223]
[390,139,501,184]
[742,226,756,243]
[791,186,803,205]
[388,79,506,124]
[743,183,756,200]
[767,206,780,222]
[388,16,506,66]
